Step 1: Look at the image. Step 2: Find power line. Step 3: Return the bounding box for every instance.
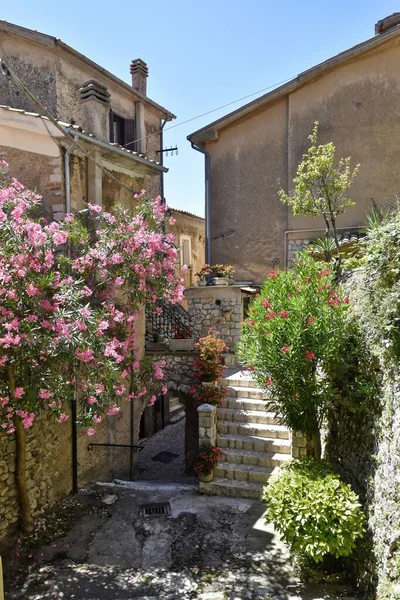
[0,36,296,151]
[124,75,295,148]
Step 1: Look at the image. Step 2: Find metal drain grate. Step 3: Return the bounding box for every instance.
[139,502,171,518]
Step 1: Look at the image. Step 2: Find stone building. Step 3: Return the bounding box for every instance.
[167,208,205,288]
[0,20,175,215]
[0,21,177,537]
[188,13,400,284]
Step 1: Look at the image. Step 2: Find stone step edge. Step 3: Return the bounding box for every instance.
[217,420,288,432]
[217,408,278,418]
[222,448,291,461]
[216,433,291,447]
[210,477,264,491]
[216,462,278,474]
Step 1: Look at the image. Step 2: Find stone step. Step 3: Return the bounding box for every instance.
[214,462,278,484]
[217,407,279,425]
[223,447,291,468]
[220,375,258,388]
[222,385,267,399]
[225,397,269,411]
[169,396,182,411]
[199,477,264,500]
[217,420,289,439]
[217,433,291,454]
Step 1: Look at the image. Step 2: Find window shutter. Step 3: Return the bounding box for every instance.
[124,119,136,150]
[109,109,114,143]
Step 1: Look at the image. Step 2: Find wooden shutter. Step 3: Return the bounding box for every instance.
[124,119,136,150]
[109,109,114,143]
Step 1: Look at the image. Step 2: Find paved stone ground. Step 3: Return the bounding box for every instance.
[138,418,194,483]
[3,482,360,600]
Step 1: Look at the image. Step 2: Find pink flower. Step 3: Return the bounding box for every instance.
[265,377,272,387]
[53,231,68,245]
[305,350,316,360]
[307,316,315,325]
[39,389,53,399]
[26,283,39,297]
[13,387,24,399]
[280,310,289,318]
[87,396,97,405]
[56,413,69,423]
[282,345,290,354]
[80,307,91,318]
[88,203,102,213]
[107,405,120,416]
[93,415,102,424]
[87,427,96,436]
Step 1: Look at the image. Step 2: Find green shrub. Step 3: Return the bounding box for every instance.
[263,458,365,564]
[237,253,350,457]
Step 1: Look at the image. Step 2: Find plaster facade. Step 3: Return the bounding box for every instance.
[0,20,174,200]
[189,21,400,284]
[167,209,205,288]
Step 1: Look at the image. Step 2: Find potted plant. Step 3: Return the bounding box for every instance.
[211,264,235,286]
[195,384,227,406]
[169,325,195,352]
[195,264,212,286]
[194,330,227,384]
[194,444,225,483]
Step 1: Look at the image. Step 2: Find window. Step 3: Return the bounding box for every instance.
[109,109,135,149]
[179,235,192,268]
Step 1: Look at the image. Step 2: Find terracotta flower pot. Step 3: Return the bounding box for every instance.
[198,472,214,483]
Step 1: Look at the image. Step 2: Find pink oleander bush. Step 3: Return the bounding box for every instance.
[0,159,184,528]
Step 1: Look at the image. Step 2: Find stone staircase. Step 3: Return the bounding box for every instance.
[200,369,292,500]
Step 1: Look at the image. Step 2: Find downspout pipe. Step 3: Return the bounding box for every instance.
[63,131,79,494]
[191,142,210,264]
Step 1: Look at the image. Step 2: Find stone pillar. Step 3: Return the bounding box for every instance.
[197,403,217,447]
[87,150,103,208]
[290,430,307,458]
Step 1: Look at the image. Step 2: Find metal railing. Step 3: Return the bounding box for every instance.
[146,299,192,341]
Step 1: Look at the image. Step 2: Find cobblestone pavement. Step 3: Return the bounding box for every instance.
[3,482,359,600]
[138,418,195,483]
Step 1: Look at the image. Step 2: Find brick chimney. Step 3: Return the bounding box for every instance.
[375,13,400,34]
[130,59,148,96]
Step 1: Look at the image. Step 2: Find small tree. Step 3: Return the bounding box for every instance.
[237,254,350,458]
[279,122,359,271]
[0,162,183,530]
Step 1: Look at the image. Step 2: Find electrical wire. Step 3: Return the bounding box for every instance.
[0,36,296,152]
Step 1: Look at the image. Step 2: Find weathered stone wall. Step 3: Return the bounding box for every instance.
[146,351,197,395]
[185,286,242,352]
[0,312,146,539]
[0,145,64,221]
[326,270,400,596]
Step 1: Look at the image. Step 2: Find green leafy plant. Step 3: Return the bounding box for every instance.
[279,121,359,272]
[263,458,365,564]
[362,210,400,361]
[237,253,350,458]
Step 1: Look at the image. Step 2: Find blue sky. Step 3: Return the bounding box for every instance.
[1,1,399,216]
